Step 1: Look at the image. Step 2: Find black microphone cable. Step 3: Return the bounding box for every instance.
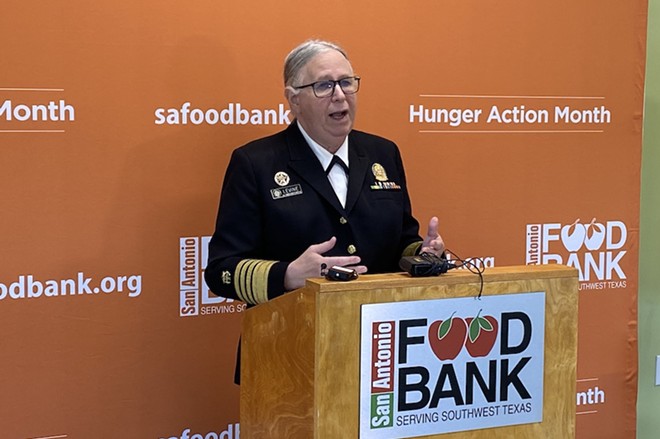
[444,249,486,299]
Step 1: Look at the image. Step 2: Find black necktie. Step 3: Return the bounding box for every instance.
[325,155,349,175]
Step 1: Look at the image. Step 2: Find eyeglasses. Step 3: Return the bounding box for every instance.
[294,76,361,98]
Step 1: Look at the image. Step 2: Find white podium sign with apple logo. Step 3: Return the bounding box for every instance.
[358,292,546,439]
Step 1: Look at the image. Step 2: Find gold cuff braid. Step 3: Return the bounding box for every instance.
[402,242,422,257]
[234,259,277,305]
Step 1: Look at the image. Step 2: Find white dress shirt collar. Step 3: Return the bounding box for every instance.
[297,121,349,208]
[297,121,349,170]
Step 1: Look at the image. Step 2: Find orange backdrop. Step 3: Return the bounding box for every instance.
[1,0,646,438]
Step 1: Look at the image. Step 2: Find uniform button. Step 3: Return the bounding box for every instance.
[347,245,357,254]
[339,217,348,224]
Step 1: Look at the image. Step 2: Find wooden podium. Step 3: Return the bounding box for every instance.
[240,264,578,438]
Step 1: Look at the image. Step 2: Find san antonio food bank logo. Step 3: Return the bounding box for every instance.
[526,219,628,289]
[179,236,246,317]
[360,294,545,439]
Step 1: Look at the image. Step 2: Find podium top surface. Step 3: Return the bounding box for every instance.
[304,264,577,293]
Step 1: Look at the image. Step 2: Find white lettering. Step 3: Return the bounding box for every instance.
[409,104,482,127]
[0,273,142,301]
[487,105,548,124]
[0,99,75,121]
[159,424,240,439]
[555,106,611,124]
[155,103,290,126]
[577,386,606,405]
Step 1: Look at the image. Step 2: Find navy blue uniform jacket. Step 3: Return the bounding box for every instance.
[204,122,423,305]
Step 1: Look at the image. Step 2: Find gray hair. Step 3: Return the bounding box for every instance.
[283,39,349,87]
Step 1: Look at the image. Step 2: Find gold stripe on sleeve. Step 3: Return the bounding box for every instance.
[235,259,257,304]
[402,242,422,257]
[252,260,276,304]
[235,259,277,305]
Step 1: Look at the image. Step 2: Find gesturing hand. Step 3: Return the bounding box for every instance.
[284,236,368,291]
[421,216,446,256]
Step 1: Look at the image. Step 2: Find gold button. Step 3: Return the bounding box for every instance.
[339,217,347,224]
[347,245,357,254]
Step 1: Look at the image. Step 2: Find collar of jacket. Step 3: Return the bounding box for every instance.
[284,121,369,215]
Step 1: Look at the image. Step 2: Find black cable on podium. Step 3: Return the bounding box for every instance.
[399,250,485,298]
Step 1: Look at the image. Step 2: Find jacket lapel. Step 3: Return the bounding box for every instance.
[345,133,369,215]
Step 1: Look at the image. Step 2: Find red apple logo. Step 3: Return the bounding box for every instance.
[465,310,498,357]
[428,312,467,360]
[584,217,606,251]
[561,219,586,252]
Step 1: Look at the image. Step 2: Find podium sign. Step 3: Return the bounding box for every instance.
[359,293,546,438]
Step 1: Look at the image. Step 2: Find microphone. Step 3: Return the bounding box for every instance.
[399,252,457,277]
